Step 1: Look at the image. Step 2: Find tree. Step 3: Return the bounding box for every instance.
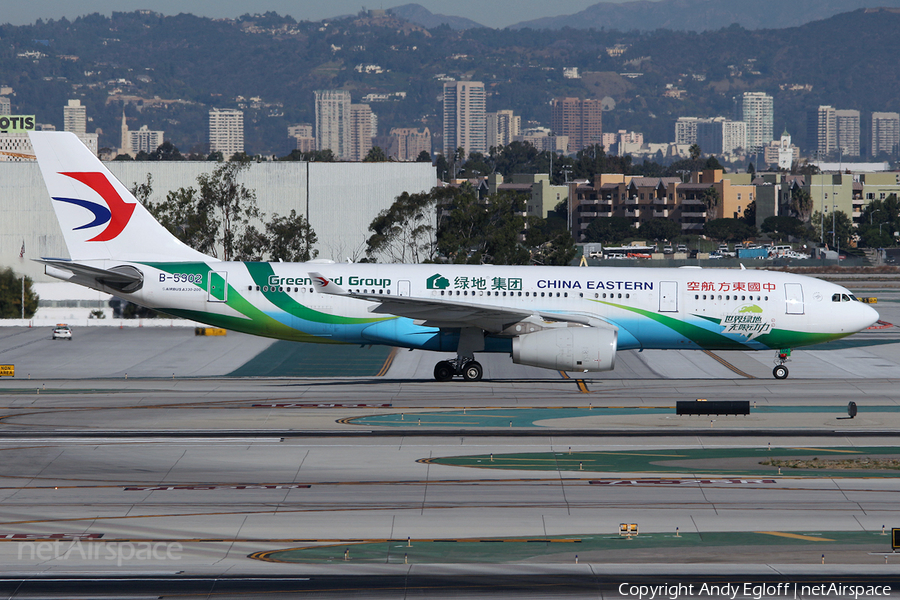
[416,150,431,163]
[583,216,636,244]
[148,141,185,161]
[130,174,153,205]
[741,200,756,226]
[436,190,529,265]
[196,162,260,261]
[703,218,757,242]
[789,186,813,221]
[266,210,318,262]
[147,186,219,255]
[0,268,38,318]
[636,218,680,242]
[279,149,335,162]
[532,231,577,266]
[811,210,853,249]
[434,153,450,182]
[689,144,702,160]
[761,215,809,240]
[702,187,722,220]
[366,190,441,263]
[148,162,263,261]
[363,146,389,162]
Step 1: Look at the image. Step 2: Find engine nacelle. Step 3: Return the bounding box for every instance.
[511,326,617,372]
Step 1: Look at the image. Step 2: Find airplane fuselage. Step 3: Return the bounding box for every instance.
[79,260,876,355]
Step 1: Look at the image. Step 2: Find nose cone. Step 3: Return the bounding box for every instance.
[854,302,880,332]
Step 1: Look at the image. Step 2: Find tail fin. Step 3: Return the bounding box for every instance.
[29,131,214,263]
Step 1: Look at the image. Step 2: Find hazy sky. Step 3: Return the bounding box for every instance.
[2,1,626,29]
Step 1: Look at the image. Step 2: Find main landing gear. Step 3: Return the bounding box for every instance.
[433,327,485,382]
[772,349,792,380]
[433,359,483,382]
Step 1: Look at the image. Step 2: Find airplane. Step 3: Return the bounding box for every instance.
[29,131,880,381]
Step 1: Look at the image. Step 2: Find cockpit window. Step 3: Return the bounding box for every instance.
[849,294,859,302]
[832,293,841,302]
[842,294,851,302]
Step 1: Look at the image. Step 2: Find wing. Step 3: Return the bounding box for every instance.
[308,271,608,333]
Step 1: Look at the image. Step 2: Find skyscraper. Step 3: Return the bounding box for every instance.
[315,90,351,160]
[486,110,521,149]
[208,108,244,157]
[675,117,700,145]
[734,92,773,151]
[695,118,746,155]
[63,99,87,135]
[834,109,860,157]
[550,97,603,153]
[349,103,374,161]
[130,125,165,155]
[63,98,98,154]
[807,105,836,157]
[871,112,900,157]
[442,81,486,157]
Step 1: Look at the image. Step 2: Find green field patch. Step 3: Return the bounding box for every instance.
[348,406,900,428]
[424,446,900,477]
[251,530,889,564]
[229,342,392,377]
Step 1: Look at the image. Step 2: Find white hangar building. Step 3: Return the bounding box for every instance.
[0,160,437,284]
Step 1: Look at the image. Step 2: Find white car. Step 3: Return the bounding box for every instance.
[51,325,72,340]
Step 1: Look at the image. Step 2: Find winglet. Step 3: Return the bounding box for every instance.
[308,272,349,296]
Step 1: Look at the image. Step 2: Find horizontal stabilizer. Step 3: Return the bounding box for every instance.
[39,259,144,293]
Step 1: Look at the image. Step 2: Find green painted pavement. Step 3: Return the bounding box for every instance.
[229,341,393,377]
[348,406,900,428]
[424,446,900,477]
[253,530,890,564]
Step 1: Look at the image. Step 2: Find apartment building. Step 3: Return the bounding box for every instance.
[734,92,774,151]
[486,110,520,149]
[807,105,836,157]
[550,97,603,153]
[871,112,900,157]
[443,81,486,157]
[208,108,244,157]
[695,118,746,155]
[383,127,431,161]
[315,90,351,160]
[348,103,374,161]
[568,170,754,240]
[288,124,315,153]
[835,109,861,157]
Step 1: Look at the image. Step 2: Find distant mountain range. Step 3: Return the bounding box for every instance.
[390,0,900,32]
[389,4,485,30]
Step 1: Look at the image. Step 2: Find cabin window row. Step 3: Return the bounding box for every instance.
[694,294,767,301]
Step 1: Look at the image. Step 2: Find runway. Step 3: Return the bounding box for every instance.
[0,288,897,597]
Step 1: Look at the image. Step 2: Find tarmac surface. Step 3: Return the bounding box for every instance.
[0,285,897,597]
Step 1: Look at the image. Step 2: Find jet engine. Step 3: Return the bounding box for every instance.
[511,326,617,372]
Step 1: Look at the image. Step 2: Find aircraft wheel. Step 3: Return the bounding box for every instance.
[462,361,483,382]
[773,365,789,380]
[433,361,454,382]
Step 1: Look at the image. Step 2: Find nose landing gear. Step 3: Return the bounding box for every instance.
[773,349,791,379]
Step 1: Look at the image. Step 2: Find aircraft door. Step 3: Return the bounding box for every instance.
[784,283,804,314]
[208,271,228,302]
[398,280,411,297]
[659,281,678,312]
